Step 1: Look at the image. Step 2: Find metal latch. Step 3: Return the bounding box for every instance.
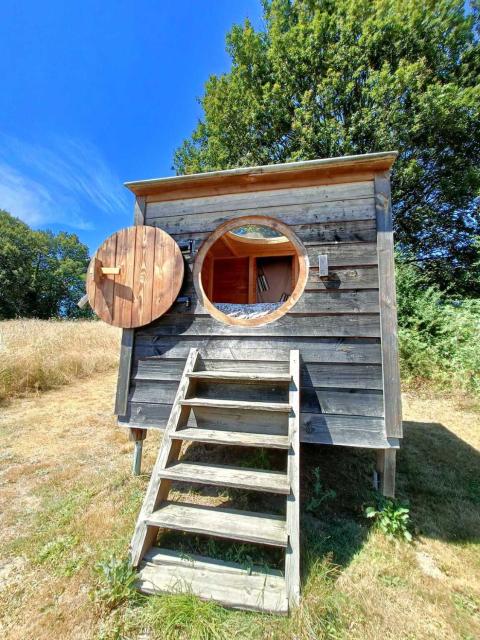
[176,295,191,309]
[318,254,329,277]
[178,239,195,255]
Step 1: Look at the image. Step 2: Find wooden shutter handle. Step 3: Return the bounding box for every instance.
[100,266,121,275]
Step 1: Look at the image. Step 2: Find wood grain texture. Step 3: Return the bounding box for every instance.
[87,225,184,328]
[375,173,402,438]
[286,350,301,607]
[137,313,381,338]
[171,289,380,315]
[114,196,145,417]
[145,503,287,547]
[91,232,117,324]
[174,219,377,247]
[129,381,382,417]
[159,461,290,494]
[134,359,382,389]
[114,328,135,416]
[133,337,382,364]
[145,182,374,220]
[130,348,199,567]
[180,397,291,413]
[138,548,288,614]
[120,403,392,447]
[376,449,397,497]
[171,427,290,449]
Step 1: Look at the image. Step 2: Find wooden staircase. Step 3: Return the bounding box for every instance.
[130,348,300,614]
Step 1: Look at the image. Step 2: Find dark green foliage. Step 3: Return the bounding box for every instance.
[365,500,412,542]
[396,256,480,395]
[305,467,336,514]
[0,209,91,319]
[94,557,139,608]
[174,0,480,294]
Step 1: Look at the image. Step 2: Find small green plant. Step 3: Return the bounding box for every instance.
[306,467,336,514]
[94,556,139,608]
[365,499,412,542]
[238,448,272,470]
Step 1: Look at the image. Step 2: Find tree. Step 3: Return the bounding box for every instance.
[174,0,480,294]
[0,210,91,319]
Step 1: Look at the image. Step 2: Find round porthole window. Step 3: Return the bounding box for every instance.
[193,215,309,327]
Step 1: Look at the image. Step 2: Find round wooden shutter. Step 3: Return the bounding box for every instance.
[86,225,184,328]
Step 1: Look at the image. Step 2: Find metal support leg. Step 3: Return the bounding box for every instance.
[129,428,147,476]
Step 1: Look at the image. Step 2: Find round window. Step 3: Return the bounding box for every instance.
[193,215,309,326]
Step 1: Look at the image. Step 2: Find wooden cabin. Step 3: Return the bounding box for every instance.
[86,151,402,613]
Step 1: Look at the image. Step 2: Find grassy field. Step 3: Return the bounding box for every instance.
[0,319,120,403]
[0,320,479,639]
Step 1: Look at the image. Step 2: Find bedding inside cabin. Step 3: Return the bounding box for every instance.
[214,302,282,319]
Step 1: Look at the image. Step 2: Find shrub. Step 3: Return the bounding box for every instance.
[94,557,139,609]
[365,500,412,542]
[396,258,480,396]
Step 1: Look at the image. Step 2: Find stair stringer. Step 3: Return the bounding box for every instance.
[285,349,301,608]
[130,347,200,567]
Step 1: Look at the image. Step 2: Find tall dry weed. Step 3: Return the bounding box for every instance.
[0,319,120,402]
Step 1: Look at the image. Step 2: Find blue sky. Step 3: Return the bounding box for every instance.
[0,1,263,252]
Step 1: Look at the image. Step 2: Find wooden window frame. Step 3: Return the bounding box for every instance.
[193,215,309,327]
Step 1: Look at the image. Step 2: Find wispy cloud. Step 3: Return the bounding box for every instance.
[0,134,130,231]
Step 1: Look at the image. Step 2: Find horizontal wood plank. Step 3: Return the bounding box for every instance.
[150,202,375,236]
[139,548,288,614]
[119,405,391,446]
[146,503,287,547]
[187,370,291,383]
[145,181,374,219]
[129,381,381,416]
[171,289,380,315]
[133,336,382,364]
[137,313,381,338]
[133,359,382,389]
[180,397,291,412]
[159,461,290,494]
[301,413,393,448]
[306,266,378,290]
[171,427,290,449]
[180,263,379,294]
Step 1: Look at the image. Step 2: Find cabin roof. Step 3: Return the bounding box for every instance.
[124,151,398,200]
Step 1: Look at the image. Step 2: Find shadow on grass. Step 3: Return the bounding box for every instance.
[152,418,480,585]
[399,420,480,543]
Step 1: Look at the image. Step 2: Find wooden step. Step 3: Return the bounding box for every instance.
[158,461,290,494]
[180,398,291,412]
[171,427,290,449]
[188,371,291,383]
[138,547,288,614]
[145,502,287,547]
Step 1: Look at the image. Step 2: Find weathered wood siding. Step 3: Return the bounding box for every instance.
[119,179,398,448]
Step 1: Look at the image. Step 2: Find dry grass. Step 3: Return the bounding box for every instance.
[0,373,479,640]
[0,319,120,403]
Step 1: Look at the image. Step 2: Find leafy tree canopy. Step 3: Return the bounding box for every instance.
[174,0,480,294]
[0,210,91,319]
